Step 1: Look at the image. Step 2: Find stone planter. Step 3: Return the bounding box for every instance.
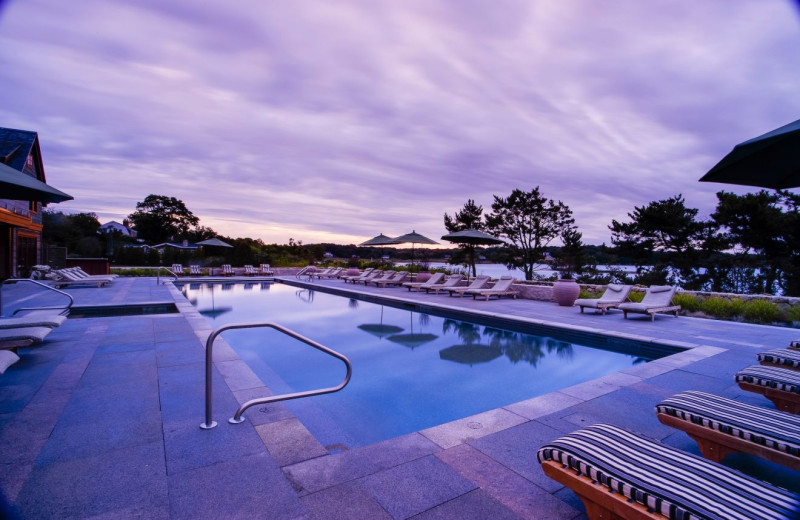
[414,272,432,283]
[553,279,580,306]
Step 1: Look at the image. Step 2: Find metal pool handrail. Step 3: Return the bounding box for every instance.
[156,266,178,285]
[201,322,352,430]
[0,278,74,317]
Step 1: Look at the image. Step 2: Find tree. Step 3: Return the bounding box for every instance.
[549,227,587,280]
[712,190,800,295]
[42,210,102,256]
[128,195,200,244]
[444,199,487,276]
[486,187,575,280]
[609,194,716,288]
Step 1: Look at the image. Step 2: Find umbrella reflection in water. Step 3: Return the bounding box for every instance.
[358,306,404,339]
[439,344,502,366]
[196,283,232,320]
[386,311,438,349]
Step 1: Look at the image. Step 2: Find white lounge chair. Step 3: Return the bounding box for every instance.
[402,272,445,292]
[221,264,234,276]
[618,285,680,321]
[448,275,491,298]
[171,264,184,276]
[189,265,204,276]
[0,350,20,374]
[466,276,516,301]
[574,284,632,315]
[0,314,66,329]
[422,274,463,294]
[259,264,274,275]
[243,265,257,276]
[53,270,110,288]
[373,271,408,288]
[347,269,380,284]
[365,271,396,286]
[69,267,117,280]
[0,326,52,351]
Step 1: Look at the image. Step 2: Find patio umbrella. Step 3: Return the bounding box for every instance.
[359,233,400,261]
[441,229,504,277]
[439,344,502,366]
[0,161,73,203]
[699,118,800,189]
[393,230,438,266]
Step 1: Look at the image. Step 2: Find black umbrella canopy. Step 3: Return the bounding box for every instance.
[360,233,401,246]
[700,118,800,189]
[358,323,404,339]
[441,229,503,277]
[393,230,438,265]
[0,162,73,203]
[441,229,504,245]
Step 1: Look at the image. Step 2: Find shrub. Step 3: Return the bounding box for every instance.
[741,299,782,324]
[699,297,743,319]
[628,291,645,303]
[673,293,700,313]
[788,305,800,323]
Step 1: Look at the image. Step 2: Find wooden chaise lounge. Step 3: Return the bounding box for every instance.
[465,275,516,301]
[402,272,444,292]
[656,390,800,471]
[617,285,680,321]
[574,283,632,315]
[735,365,800,414]
[537,423,800,520]
[758,348,800,370]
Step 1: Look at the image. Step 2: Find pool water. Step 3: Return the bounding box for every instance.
[181,281,665,450]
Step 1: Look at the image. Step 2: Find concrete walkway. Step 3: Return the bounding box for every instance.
[1,276,798,519]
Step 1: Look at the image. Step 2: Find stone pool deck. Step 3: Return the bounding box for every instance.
[1,276,799,519]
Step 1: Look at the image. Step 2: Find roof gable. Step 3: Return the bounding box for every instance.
[0,127,45,182]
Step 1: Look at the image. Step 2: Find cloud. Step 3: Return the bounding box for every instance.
[2,0,799,245]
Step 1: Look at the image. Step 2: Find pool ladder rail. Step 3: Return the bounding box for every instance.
[201,322,352,430]
[0,278,74,317]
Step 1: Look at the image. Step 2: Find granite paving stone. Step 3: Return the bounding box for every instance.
[410,488,521,520]
[256,417,329,466]
[301,481,393,520]
[360,455,476,519]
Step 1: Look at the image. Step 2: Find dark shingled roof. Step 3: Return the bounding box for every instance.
[0,127,39,175]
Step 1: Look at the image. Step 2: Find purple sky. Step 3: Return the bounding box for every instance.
[2,0,799,246]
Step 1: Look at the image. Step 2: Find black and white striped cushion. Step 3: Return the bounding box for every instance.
[656,390,800,458]
[537,423,800,520]
[736,365,800,393]
[759,349,800,369]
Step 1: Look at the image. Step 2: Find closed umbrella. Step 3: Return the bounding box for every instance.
[441,229,504,277]
[700,118,800,189]
[393,230,438,267]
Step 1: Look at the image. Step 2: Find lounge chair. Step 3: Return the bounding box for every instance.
[466,275,516,301]
[53,270,110,288]
[447,275,491,298]
[617,285,680,321]
[68,267,117,280]
[259,264,274,276]
[422,274,463,294]
[171,264,184,276]
[0,326,52,351]
[372,271,408,288]
[758,348,800,370]
[656,390,800,471]
[341,268,373,283]
[537,423,800,520]
[574,284,632,315]
[189,265,204,276]
[402,272,445,292]
[347,269,381,284]
[244,265,257,276]
[221,264,234,276]
[0,314,66,329]
[735,365,800,413]
[314,267,343,279]
[364,270,396,286]
[0,350,20,374]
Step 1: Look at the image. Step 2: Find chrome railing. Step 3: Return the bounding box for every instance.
[201,322,352,429]
[0,278,75,317]
[156,266,179,285]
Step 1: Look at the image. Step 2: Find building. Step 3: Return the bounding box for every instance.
[99,220,137,237]
[0,127,72,278]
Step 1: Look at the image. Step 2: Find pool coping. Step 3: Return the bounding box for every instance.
[167,278,725,463]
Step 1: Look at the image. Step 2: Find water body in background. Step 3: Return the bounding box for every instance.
[396,262,638,280]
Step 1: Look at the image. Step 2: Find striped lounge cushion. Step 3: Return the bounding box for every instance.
[656,390,800,458]
[536,423,800,520]
[736,365,800,393]
[759,349,800,369]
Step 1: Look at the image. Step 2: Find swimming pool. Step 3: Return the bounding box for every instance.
[181,281,675,450]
